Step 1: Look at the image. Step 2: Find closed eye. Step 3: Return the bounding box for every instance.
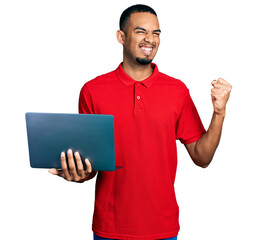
[136,31,146,34]
[134,27,161,36]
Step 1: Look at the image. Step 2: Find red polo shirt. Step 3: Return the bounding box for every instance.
[79,63,206,240]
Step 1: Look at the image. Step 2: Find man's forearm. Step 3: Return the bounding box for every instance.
[185,78,231,168]
[194,112,225,167]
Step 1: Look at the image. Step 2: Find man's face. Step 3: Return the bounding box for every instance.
[121,12,161,65]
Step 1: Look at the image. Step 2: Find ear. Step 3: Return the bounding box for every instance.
[116,30,125,45]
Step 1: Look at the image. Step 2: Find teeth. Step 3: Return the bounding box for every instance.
[141,47,152,52]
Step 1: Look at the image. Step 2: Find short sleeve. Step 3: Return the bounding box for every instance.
[78,83,94,114]
[176,90,206,144]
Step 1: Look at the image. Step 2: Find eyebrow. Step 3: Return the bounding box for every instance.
[134,27,161,33]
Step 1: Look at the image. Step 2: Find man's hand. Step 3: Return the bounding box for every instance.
[211,78,232,116]
[185,78,232,167]
[48,149,97,182]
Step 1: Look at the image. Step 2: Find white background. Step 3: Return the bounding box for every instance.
[1,0,256,239]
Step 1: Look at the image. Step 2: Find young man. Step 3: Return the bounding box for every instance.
[49,4,232,240]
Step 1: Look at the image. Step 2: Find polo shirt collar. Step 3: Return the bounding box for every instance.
[115,62,159,88]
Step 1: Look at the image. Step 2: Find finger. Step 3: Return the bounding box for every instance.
[85,158,92,175]
[74,152,86,178]
[211,80,218,86]
[217,77,225,83]
[212,83,232,91]
[48,168,59,175]
[217,78,232,87]
[211,85,231,95]
[61,151,72,181]
[67,149,80,181]
[212,78,232,89]
[211,90,228,100]
[48,168,64,177]
[211,88,227,95]
[211,92,220,100]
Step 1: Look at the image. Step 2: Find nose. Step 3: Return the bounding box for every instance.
[144,32,154,43]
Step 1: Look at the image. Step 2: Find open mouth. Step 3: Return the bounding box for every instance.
[139,46,154,56]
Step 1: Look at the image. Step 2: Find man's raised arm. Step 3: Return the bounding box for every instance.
[185,78,232,168]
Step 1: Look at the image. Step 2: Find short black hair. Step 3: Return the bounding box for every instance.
[119,4,157,32]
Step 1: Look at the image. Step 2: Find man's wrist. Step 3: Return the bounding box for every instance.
[214,110,226,118]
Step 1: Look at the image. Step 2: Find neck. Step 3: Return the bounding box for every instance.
[122,58,153,81]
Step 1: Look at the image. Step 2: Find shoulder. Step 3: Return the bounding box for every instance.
[86,71,117,87]
[80,69,117,92]
[157,71,189,93]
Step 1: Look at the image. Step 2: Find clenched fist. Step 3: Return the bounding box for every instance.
[211,78,232,116]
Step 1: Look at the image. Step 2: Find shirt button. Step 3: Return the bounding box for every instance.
[137,96,141,100]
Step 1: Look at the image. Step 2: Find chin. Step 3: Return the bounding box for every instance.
[136,57,153,65]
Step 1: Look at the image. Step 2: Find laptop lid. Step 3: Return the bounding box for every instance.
[25,112,122,171]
